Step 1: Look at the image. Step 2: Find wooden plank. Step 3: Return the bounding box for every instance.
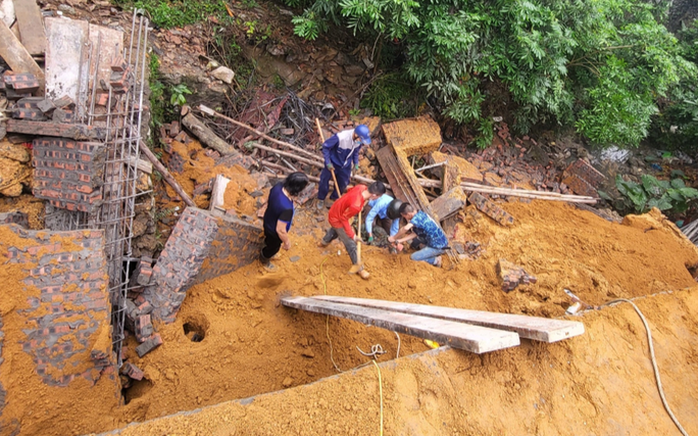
[281,296,520,354]
[429,186,467,222]
[314,296,585,343]
[0,20,45,90]
[13,0,45,56]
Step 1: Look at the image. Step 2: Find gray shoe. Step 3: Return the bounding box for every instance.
[263,262,278,272]
[316,200,324,210]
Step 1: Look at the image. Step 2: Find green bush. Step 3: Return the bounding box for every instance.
[289,0,697,148]
[609,174,698,214]
[360,73,418,120]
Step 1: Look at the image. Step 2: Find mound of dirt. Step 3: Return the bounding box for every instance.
[105,286,698,436]
[111,200,698,430]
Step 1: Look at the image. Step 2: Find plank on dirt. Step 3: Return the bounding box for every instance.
[314,296,584,343]
[0,20,45,89]
[281,296,520,354]
[13,0,45,56]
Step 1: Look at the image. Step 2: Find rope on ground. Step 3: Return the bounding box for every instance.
[320,257,342,373]
[371,360,384,436]
[600,298,689,436]
[357,344,387,358]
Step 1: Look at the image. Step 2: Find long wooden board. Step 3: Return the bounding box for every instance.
[281,296,520,354]
[0,20,45,89]
[314,296,584,343]
[13,0,45,56]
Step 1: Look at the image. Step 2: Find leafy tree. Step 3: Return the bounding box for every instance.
[286,0,696,148]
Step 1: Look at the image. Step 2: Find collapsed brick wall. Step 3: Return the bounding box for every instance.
[3,225,118,387]
[0,315,5,418]
[0,211,29,228]
[144,207,263,323]
[32,137,106,212]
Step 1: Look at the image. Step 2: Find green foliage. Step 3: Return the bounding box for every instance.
[290,0,696,148]
[169,83,192,106]
[116,0,228,28]
[613,174,698,214]
[148,54,165,130]
[648,20,698,152]
[360,73,418,119]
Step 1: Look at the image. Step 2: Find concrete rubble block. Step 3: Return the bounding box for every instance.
[431,150,483,183]
[468,192,515,226]
[430,186,468,222]
[36,98,57,114]
[144,207,263,323]
[136,333,163,357]
[382,116,442,155]
[497,259,537,292]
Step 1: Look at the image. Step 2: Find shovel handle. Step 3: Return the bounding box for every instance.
[316,118,342,198]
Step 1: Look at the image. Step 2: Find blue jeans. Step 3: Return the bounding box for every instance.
[410,246,447,266]
[318,165,351,200]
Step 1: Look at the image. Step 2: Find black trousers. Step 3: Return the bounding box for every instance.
[261,229,282,263]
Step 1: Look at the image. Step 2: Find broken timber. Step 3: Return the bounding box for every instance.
[13,0,47,56]
[281,296,520,354]
[313,296,585,343]
[0,20,45,91]
[429,186,468,221]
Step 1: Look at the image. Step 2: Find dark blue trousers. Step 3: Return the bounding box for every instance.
[317,165,351,200]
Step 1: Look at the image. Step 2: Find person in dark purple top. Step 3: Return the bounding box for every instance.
[261,172,309,271]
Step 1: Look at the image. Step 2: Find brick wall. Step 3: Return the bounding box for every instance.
[32,137,106,212]
[3,224,118,387]
[0,211,29,228]
[144,207,263,323]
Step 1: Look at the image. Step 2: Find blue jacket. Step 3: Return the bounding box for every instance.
[365,194,400,237]
[322,128,362,169]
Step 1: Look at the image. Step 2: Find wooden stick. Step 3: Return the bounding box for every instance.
[139,142,197,208]
[199,104,322,162]
[249,142,324,169]
[182,112,237,156]
[315,117,342,198]
[418,178,597,203]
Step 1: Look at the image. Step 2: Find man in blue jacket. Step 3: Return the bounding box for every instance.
[365,195,401,242]
[316,124,372,209]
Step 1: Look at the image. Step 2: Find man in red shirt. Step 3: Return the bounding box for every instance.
[318,181,386,279]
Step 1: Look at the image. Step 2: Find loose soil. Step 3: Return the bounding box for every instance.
[104,199,697,434]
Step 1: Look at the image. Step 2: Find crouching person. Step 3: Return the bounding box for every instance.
[260,172,309,271]
[388,203,448,268]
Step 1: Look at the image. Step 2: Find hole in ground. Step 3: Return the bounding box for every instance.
[183,322,205,342]
[122,377,153,405]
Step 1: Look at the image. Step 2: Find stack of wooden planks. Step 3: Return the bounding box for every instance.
[282,295,584,354]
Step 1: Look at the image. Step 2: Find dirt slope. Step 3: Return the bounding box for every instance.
[109,200,698,432]
[109,287,698,436]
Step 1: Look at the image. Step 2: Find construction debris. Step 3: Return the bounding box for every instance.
[497,259,537,292]
[468,192,515,226]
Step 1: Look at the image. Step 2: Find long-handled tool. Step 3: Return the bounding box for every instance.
[348,208,368,278]
[315,118,342,199]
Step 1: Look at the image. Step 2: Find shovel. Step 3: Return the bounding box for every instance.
[348,209,368,278]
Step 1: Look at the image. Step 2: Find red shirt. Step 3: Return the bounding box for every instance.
[328,185,367,239]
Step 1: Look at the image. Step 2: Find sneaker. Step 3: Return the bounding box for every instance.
[433,256,443,268]
[316,200,324,210]
[325,199,334,209]
[358,269,370,280]
[262,262,278,272]
[317,240,329,248]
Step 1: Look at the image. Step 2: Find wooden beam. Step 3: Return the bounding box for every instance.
[6,119,105,140]
[313,296,585,343]
[139,142,196,208]
[0,20,45,90]
[182,112,238,156]
[281,296,520,354]
[13,0,46,56]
